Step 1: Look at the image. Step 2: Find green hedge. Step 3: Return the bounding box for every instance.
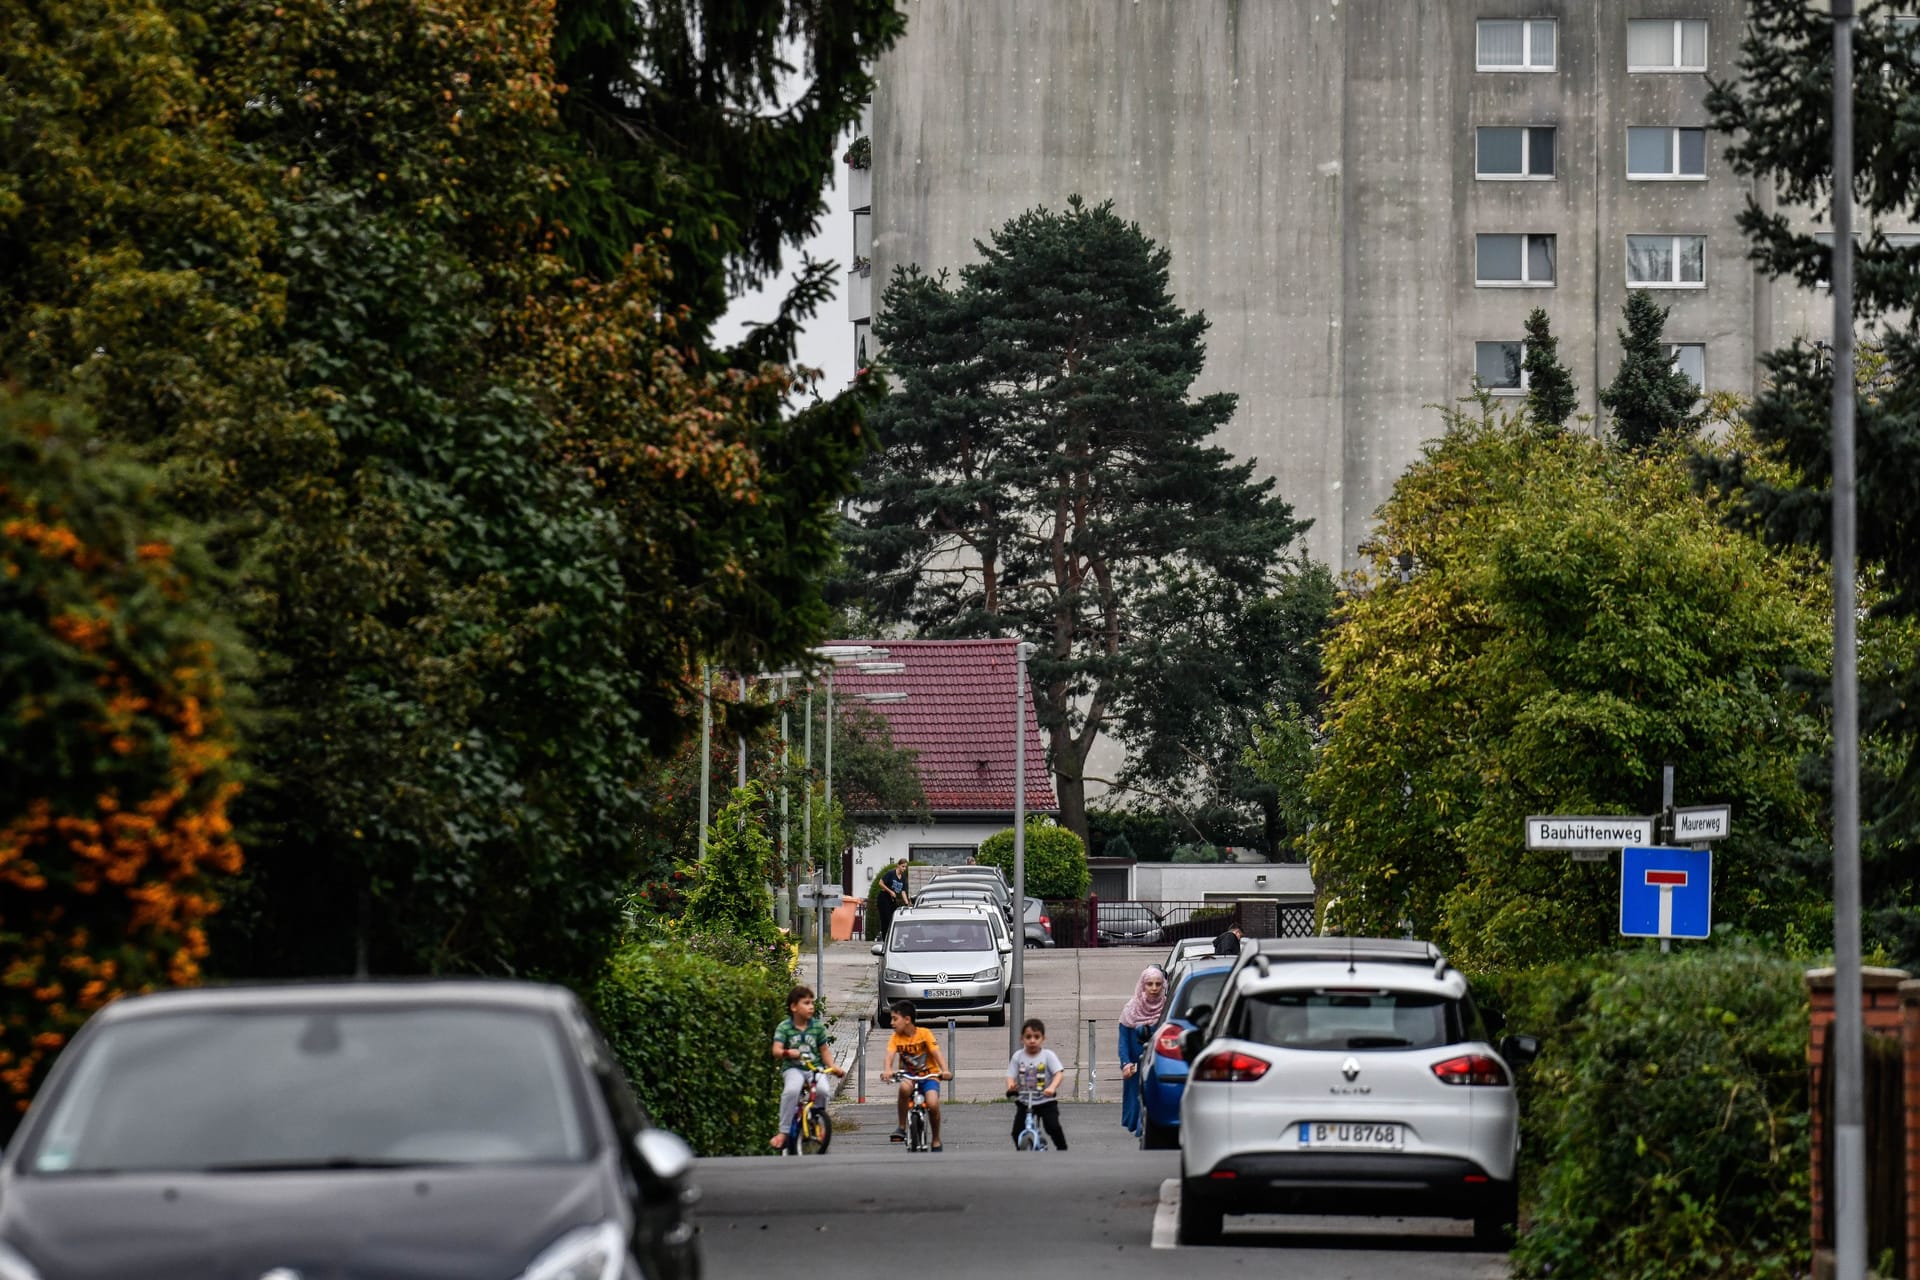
[592,939,789,1157]
[1475,948,1810,1280]
[977,819,1090,900]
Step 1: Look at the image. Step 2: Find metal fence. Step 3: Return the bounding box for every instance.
[1041,898,1315,949]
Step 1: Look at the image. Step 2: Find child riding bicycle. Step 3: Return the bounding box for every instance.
[1005,1017,1068,1150]
[770,985,842,1151]
[881,1000,951,1151]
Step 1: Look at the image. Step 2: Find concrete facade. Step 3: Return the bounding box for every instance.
[856,0,1864,572]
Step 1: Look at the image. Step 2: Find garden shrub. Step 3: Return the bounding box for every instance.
[592,937,789,1157]
[1,397,245,1128]
[977,819,1090,900]
[1483,948,1810,1280]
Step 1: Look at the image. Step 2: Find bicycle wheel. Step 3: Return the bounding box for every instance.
[1015,1127,1038,1152]
[907,1105,930,1152]
[801,1105,832,1156]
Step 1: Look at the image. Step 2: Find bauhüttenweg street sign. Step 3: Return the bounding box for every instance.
[1525,814,1655,852]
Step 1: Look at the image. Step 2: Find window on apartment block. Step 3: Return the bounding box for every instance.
[1476,233,1557,286]
[1627,234,1706,287]
[1475,341,1527,394]
[1666,343,1706,392]
[1628,19,1708,71]
[1478,19,1557,70]
[1477,126,1557,178]
[1627,127,1707,179]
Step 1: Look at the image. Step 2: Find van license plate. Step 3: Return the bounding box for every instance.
[924,987,961,997]
[1297,1122,1403,1150]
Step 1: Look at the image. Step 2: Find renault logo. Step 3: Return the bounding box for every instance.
[1341,1057,1361,1082]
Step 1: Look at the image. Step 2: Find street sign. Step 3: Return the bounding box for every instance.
[1620,846,1712,940]
[1670,804,1733,842]
[1526,815,1655,851]
[797,883,839,909]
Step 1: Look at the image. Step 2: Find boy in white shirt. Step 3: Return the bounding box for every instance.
[1004,1018,1069,1149]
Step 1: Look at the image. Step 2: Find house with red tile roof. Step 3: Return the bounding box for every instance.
[827,639,1057,897]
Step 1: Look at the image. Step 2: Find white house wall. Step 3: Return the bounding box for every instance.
[851,822,1013,898]
[1132,862,1316,901]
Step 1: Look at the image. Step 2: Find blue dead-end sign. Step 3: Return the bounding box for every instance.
[1620,846,1712,940]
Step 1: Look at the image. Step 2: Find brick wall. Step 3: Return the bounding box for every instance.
[1805,966,1911,1270]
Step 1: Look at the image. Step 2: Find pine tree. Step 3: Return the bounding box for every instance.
[843,198,1312,844]
[1599,291,1700,450]
[1705,1,1920,961]
[1522,308,1579,428]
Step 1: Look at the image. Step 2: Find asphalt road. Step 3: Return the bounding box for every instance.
[696,938,1510,1279]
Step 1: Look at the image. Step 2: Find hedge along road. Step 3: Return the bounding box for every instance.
[692,938,1508,1278]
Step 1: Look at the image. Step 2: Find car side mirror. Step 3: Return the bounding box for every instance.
[1182,1027,1208,1061]
[870,943,884,957]
[1499,1033,1541,1067]
[633,1129,694,1183]
[998,941,1013,954]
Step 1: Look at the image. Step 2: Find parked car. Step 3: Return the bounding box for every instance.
[1162,935,1221,972]
[1095,901,1164,946]
[1135,956,1236,1148]
[0,980,702,1280]
[1022,895,1054,949]
[1176,937,1538,1247]
[909,885,1013,931]
[924,870,1012,918]
[873,904,1012,1026]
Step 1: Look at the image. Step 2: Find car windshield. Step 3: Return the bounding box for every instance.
[890,921,994,953]
[1172,971,1229,1023]
[23,1006,592,1174]
[1234,989,1459,1051]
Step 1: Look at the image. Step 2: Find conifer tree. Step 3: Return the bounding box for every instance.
[1599,291,1700,450]
[844,198,1313,843]
[1705,1,1920,960]
[1522,308,1579,428]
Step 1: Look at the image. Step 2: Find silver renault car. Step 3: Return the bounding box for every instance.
[871,904,1012,1026]
[1177,937,1537,1247]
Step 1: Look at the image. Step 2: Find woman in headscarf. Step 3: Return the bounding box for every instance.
[1117,964,1169,1136]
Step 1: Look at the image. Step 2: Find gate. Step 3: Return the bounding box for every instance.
[1041,899,1315,949]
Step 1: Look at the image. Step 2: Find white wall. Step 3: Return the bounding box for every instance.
[850,822,1011,897]
[1132,862,1315,901]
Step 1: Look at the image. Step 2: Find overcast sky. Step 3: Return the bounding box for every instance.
[708,125,858,395]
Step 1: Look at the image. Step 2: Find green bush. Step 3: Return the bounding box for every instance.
[682,784,781,947]
[591,938,789,1157]
[1480,948,1810,1280]
[977,819,1090,900]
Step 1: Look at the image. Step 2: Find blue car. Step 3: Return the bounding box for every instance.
[1136,956,1236,1149]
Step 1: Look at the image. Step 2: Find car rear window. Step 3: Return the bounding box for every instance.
[23,1006,591,1174]
[1171,971,1228,1023]
[891,921,994,953]
[1231,989,1463,1051]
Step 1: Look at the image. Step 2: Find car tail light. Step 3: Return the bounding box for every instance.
[1191,1050,1270,1082]
[1040,915,1052,935]
[1431,1054,1511,1087]
[1154,1023,1186,1062]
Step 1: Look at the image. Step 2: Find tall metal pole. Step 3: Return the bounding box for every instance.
[698,665,712,861]
[737,672,749,789]
[1830,4,1865,1276]
[803,685,814,882]
[824,669,835,876]
[780,679,794,933]
[1009,641,1034,1054]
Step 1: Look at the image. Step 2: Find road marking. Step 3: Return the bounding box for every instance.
[1152,1177,1179,1248]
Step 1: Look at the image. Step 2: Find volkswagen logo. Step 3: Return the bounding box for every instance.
[935,973,948,983]
[1341,1056,1361,1082]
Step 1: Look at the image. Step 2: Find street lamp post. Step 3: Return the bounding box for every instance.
[1009,641,1036,1054]
[1830,5,1866,1277]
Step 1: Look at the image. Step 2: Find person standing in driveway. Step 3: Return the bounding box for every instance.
[1212,922,1245,957]
[1117,965,1168,1136]
[878,858,911,935]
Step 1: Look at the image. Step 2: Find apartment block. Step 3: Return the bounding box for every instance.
[850,1,1892,572]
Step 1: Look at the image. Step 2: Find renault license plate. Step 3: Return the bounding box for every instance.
[924,987,961,998]
[1297,1121,1403,1150]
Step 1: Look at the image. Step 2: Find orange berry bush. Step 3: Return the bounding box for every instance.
[0,394,244,1122]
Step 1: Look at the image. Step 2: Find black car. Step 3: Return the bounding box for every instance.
[0,980,701,1280]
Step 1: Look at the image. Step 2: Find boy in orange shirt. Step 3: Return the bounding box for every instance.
[881,1001,952,1150]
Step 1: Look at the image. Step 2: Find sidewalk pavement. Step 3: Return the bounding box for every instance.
[801,937,1167,1108]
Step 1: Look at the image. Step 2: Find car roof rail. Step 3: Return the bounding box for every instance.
[1247,937,1446,968]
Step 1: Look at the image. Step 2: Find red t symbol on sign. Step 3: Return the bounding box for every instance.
[1645,869,1688,936]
